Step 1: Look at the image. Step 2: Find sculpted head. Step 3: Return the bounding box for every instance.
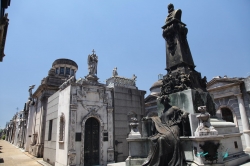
[168,3,174,13]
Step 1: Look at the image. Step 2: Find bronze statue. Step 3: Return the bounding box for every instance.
[142,95,189,166]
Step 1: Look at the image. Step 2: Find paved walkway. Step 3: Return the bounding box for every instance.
[0,140,42,166]
[0,140,250,166]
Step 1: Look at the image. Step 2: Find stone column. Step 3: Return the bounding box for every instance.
[236,93,250,151]
[68,104,77,166]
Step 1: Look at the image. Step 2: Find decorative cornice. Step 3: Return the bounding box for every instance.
[207,77,243,88]
[207,82,241,92]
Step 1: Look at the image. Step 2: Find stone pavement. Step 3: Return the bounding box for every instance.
[0,140,42,166]
[1,140,250,166]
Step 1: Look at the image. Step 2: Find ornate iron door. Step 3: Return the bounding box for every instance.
[84,117,100,166]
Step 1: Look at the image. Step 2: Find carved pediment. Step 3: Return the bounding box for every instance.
[207,78,242,90]
[207,78,243,99]
[208,82,232,89]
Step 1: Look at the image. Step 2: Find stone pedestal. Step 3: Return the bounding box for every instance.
[125,137,148,166]
[125,124,149,166]
[85,74,99,82]
[157,89,216,117]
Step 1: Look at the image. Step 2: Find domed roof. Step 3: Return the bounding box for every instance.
[150,80,163,91]
[52,58,78,69]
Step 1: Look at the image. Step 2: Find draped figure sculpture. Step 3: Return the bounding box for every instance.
[88,50,98,76]
[142,95,189,166]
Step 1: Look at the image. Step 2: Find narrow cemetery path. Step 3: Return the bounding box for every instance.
[0,140,42,166]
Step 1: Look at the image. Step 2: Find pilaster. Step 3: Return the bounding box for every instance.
[68,104,77,166]
[235,93,250,151]
[107,107,114,163]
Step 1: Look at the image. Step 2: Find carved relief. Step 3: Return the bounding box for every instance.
[72,95,78,104]
[68,105,77,165]
[161,71,192,96]
[103,93,109,103]
[107,108,114,151]
[80,101,101,113]
[68,150,76,166]
[98,89,105,99]
[77,87,86,98]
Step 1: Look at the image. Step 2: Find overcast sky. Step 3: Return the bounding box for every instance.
[0,1,249,128]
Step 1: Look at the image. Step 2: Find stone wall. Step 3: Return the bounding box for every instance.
[113,86,146,162]
[55,86,71,166]
[44,91,59,165]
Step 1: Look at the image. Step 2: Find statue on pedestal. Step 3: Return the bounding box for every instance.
[195,106,218,136]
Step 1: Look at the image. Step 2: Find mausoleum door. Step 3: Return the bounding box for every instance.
[221,107,234,123]
[84,117,100,166]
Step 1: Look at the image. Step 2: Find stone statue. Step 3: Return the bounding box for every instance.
[132,74,137,81]
[87,50,98,76]
[142,95,189,166]
[28,85,35,99]
[132,74,137,86]
[24,85,35,112]
[113,67,118,77]
[195,106,218,136]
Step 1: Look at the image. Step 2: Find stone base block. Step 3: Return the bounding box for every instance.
[188,152,249,166]
[126,137,149,158]
[181,134,249,166]
[125,156,146,166]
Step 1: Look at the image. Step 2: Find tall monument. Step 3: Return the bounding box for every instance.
[160,3,215,116]
[162,3,207,93]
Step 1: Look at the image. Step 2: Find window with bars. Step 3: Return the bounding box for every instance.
[59,113,65,142]
[48,120,53,141]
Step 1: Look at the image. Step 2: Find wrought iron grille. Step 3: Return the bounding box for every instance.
[84,117,100,166]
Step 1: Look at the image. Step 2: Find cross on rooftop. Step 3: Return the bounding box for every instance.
[92,49,95,54]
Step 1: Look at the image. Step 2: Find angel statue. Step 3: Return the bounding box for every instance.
[88,49,98,76]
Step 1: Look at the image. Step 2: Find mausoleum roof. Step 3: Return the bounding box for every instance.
[150,80,162,91]
[52,58,78,69]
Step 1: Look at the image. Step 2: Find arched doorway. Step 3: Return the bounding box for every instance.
[84,117,100,166]
[221,107,234,123]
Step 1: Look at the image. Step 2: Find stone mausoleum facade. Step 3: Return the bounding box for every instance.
[28,58,78,157]
[207,76,250,151]
[43,51,145,166]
